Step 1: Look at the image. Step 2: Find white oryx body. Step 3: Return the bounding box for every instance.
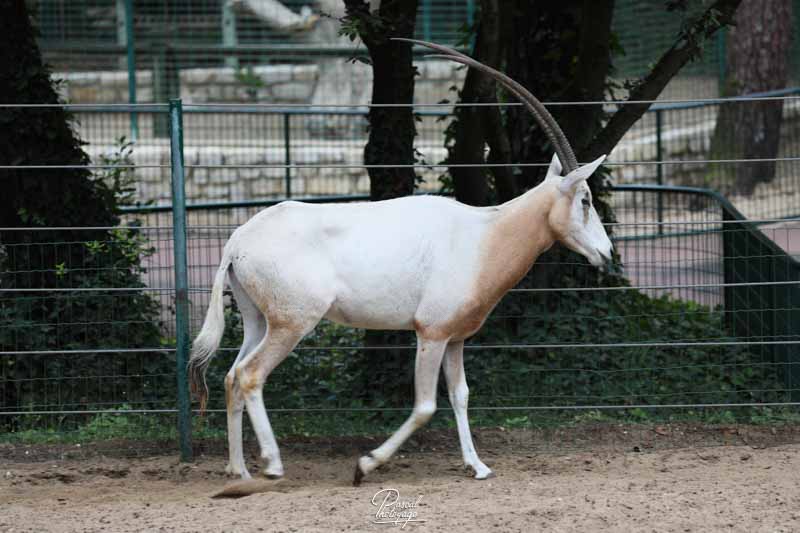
[188,39,614,487]
[240,195,490,333]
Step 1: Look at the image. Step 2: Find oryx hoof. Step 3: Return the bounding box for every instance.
[353,453,377,486]
[262,465,284,479]
[353,461,365,486]
[465,463,494,480]
[225,463,252,479]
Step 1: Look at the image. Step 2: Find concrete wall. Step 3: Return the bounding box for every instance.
[85,141,446,205]
[55,60,464,105]
[62,60,458,205]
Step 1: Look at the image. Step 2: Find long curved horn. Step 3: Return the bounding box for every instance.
[392,38,579,174]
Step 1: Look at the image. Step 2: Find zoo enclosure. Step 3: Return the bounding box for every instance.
[1,98,799,461]
[66,87,800,222]
[37,0,800,149]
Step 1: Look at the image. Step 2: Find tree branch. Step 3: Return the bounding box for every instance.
[583,0,742,161]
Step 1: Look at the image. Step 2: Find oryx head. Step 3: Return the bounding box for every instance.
[543,153,613,267]
[394,38,614,268]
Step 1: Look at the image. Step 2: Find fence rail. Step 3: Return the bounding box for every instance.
[38,0,771,105]
[21,89,799,223]
[2,98,799,460]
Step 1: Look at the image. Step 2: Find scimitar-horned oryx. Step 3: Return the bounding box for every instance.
[189,38,613,486]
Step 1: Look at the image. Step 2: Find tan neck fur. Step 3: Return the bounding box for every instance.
[475,182,558,305]
[413,183,562,341]
[454,182,557,321]
[421,183,561,341]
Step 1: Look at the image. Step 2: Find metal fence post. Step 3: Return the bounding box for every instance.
[284,113,292,198]
[169,99,193,461]
[716,28,727,95]
[118,0,138,140]
[422,0,432,42]
[466,0,476,48]
[154,40,180,138]
[655,109,664,236]
[222,1,239,69]
[466,0,475,28]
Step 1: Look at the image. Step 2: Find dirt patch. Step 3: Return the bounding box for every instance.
[1,425,799,532]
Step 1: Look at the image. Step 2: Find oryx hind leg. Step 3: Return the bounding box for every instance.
[230,257,334,479]
[235,317,320,479]
[224,270,266,478]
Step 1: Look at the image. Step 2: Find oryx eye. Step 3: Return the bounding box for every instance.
[581,197,591,208]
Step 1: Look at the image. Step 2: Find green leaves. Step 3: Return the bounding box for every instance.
[1,136,164,428]
[462,285,785,409]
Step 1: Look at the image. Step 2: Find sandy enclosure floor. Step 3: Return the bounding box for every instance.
[1,425,799,533]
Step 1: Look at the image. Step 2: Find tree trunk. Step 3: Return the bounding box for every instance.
[584,0,743,162]
[343,0,419,201]
[450,0,516,206]
[711,0,793,196]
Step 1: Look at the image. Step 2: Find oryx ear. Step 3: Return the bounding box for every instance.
[547,152,563,177]
[558,154,607,194]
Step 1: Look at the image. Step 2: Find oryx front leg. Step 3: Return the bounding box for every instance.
[443,340,493,479]
[236,324,309,479]
[354,335,448,485]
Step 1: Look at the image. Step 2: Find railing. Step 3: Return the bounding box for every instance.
[56,88,800,223]
[3,99,799,462]
[615,184,800,400]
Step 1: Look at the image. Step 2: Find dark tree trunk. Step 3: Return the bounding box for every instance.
[584,0,743,162]
[711,0,793,196]
[343,0,419,201]
[453,0,740,210]
[451,0,615,206]
[450,0,516,206]
[504,2,582,188]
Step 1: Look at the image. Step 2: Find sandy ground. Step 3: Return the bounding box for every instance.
[1,425,799,532]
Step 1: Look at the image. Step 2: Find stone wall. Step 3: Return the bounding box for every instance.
[85,141,446,205]
[55,60,464,105]
[63,59,459,206]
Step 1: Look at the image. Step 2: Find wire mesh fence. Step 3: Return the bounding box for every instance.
[35,0,800,107]
[58,91,800,223]
[1,99,799,461]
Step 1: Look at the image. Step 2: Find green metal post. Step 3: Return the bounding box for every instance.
[655,109,664,236]
[154,36,180,137]
[284,113,292,198]
[466,0,475,28]
[169,99,193,462]
[153,49,168,137]
[222,1,239,69]
[466,0,476,48]
[422,0,432,42]
[118,0,138,140]
[716,28,727,96]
